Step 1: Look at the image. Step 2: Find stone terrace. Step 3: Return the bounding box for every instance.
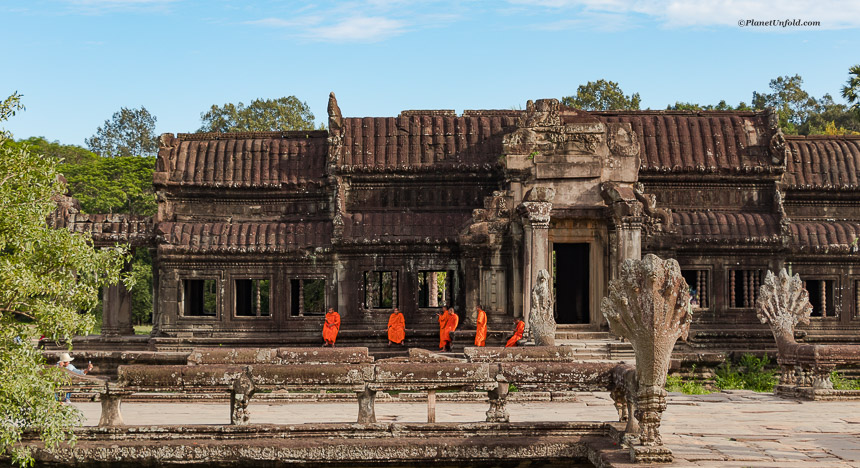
[70,391,860,467]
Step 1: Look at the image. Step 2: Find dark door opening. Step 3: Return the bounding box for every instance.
[553,243,590,324]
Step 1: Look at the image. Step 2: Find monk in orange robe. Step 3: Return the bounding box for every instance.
[444,308,460,352]
[322,308,340,347]
[505,320,525,348]
[474,307,487,347]
[438,308,452,350]
[388,308,406,346]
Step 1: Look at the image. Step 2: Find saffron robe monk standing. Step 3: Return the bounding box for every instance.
[505,320,525,348]
[387,308,406,346]
[438,307,459,352]
[474,307,487,347]
[322,308,341,347]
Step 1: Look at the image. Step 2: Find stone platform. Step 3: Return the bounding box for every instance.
[25,390,859,467]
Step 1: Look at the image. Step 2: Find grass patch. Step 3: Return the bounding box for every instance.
[714,353,777,392]
[831,371,860,390]
[665,374,710,394]
[134,325,152,335]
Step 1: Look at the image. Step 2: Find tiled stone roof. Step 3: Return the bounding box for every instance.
[671,211,781,243]
[597,112,774,173]
[154,132,329,187]
[156,221,332,253]
[784,136,860,189]
[789,220,860,252]
[335,114,518,170]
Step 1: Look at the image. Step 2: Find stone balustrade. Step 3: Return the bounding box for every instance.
[67,346,640,437]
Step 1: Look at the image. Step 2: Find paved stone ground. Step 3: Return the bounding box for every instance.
[75,390,860,467]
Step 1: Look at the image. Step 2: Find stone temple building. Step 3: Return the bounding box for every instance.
[54,94,860,350]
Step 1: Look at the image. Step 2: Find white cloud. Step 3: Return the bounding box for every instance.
[307,16,407,41]
[508,0,860,29]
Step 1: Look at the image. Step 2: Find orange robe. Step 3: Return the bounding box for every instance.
[438,310,452,349]
[475,308,487,347]
[387,311,405,344]
[447,311,459,338]
[322,311,341,345]
[505,320,525,348]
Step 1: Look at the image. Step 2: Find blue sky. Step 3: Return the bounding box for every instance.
[2,0,860,147]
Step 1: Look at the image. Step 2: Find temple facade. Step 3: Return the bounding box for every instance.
[57,94,860,349]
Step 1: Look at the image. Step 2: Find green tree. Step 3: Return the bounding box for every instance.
[667,100,752,111]
[0,93,129,466]
[800,93,860,135]
[842,64,860,120]
[752,75,819,134]
[60,155,156,216]
[198,96,316,132]
[6,137,97,165]
[85,107,158,157]
[562,79,641,111]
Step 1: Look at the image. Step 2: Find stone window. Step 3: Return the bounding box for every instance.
[681,269,709,309]
[290,279,325,316]
[728,269,763,308]
[182,279,217,317]
[804,279,836,318]
[418,271,452,308]
[855,280,860,319]
[364,271,398,309]
[235,279,270,317]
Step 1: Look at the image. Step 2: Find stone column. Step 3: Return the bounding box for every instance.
[518,194,553,335]
[428,273,438,307]
[356,386,377,423]
[102,261,134,336]
[486,376,510,423]
[98,389,129,427]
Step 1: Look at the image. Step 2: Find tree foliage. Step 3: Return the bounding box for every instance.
[842,64,860,119]
[0,93,129,466]
[562,79,641,111]
[752,75,820,133]
[198,96,317,133]
[85,107,158,158]
[668,70,860,136]
[667,100,752,111]
[61,156,156,216]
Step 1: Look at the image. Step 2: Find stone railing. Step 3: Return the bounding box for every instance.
[74,346,641,437]
[756,269,860,399]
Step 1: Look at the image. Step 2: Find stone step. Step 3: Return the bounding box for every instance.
[555,331,612,340]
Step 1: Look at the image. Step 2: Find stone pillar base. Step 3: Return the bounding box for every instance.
[357,387,377,423]
[630,445,673,464]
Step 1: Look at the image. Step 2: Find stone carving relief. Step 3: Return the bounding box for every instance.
[529,269,556,346]
[607,123,639,157]
[600,254,693,456]
[460,191,513,247]
[756,269,812,354]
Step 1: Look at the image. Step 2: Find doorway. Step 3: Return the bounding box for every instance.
[553,243,590,324]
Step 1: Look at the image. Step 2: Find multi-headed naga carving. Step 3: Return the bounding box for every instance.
[600,254,692,462]
[755,269,812,355]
